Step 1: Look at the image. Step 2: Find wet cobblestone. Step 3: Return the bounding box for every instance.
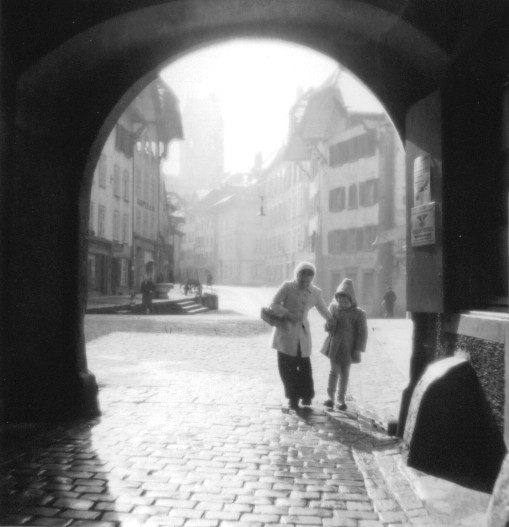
[0,310,435,526]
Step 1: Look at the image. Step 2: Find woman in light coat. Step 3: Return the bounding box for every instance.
[270,261,332,410]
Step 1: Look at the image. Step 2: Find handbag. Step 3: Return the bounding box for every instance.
[260,307,283,327]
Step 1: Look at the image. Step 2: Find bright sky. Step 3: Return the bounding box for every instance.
[160,39,384,174]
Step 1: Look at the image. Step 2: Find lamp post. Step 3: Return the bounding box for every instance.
[258,195,266,217]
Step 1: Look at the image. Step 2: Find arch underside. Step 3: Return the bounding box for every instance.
[4,0,508,424]
[16,0,454,142]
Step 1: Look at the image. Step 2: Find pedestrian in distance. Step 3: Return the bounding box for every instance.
[270,261,333,411]
[382,285,397,318]
[321,278,368,411]
[140,274,155,315]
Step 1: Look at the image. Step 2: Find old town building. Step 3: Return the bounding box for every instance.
[88,81,183,295]
[258,154,315,284]
[282,80,406,314]
[178,177,266,286]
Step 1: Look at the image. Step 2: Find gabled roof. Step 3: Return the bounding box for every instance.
[298,85,346,141]
[285,72,386,161]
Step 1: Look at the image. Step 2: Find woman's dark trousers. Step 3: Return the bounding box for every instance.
[277,349,315,403]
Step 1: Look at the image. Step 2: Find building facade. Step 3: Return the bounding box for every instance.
[214,183,267,285]
[319,112,406,314]
[175,80,405,311]
[264,80,406,314]
[88,82,183,295]
[259,159,316,284]
[178,181,266,286]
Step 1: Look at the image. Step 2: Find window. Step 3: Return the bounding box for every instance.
[328,229,347,254]
[366,179,378,205]
[98,205,106,237]
[356,228,364,251]
[348,184,358,209]
[347,228,357,252]
[328,230,338,254]
[98,154,106,188]
[143,173,149,201]
[115,124,133,158]
[113,165,120,197]
[329,187,346,212]
[329,131,376,167]
[360,179,378,206]
[340,230,348,252]
[113,210,119,241]
[122,170,130,201]
[122,214,129,243]
[135,167,142,198]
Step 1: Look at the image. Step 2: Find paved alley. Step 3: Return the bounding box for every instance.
[0,288,490,526]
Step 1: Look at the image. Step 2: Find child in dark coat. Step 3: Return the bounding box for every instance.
[320,278,368,410]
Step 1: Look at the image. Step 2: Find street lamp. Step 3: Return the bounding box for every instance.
[258,196,266,217]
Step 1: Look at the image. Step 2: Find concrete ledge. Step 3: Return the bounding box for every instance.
[443,312,509,344]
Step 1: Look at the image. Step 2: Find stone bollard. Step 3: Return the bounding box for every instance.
[403,357,506,493]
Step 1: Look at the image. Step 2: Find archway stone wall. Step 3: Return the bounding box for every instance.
[0,0,495,423]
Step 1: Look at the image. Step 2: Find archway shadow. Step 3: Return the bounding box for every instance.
[0,419,120,525]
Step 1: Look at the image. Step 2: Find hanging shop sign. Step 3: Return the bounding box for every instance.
[411,202,436,247]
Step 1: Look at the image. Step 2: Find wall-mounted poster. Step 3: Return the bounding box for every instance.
[414,155,431,205]
[411,202,436,247]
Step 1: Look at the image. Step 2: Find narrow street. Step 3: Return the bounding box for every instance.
[0,286,489,526]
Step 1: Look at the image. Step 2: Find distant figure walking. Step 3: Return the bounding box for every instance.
[140,275,155,315]
[382,286,397,318]
[206,270,213,287]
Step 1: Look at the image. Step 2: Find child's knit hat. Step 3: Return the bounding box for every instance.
[334,278,357,307]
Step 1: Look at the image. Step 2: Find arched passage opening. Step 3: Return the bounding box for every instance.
[82,38,408,427]
[7,0,440,423]
[5,4,509,480]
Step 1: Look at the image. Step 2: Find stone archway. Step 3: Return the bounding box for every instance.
[0,0,462,422]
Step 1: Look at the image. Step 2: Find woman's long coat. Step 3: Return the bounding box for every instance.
[270,281,331,358]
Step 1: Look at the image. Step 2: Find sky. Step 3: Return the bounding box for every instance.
[160,39,384,175]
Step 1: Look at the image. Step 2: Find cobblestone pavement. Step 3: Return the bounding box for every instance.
[0,292,481,526]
